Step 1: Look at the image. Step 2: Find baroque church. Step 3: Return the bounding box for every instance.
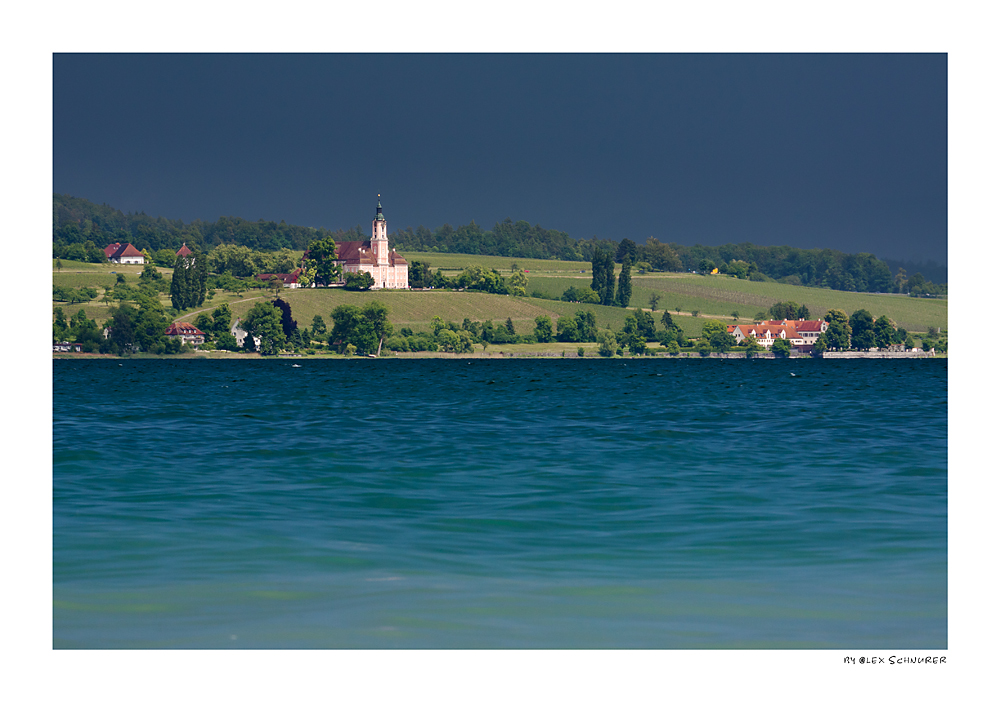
[336,195,409,288]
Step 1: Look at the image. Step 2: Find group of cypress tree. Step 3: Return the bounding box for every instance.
[591,247,632,307]
[170,251,209,310]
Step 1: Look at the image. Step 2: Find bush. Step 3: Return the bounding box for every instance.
[577,347,585,357]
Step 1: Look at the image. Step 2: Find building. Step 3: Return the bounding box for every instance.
[256,269,304,288]
[176,243,193,258]
[53,342,83,352]
[336,195,409,289]
[164,322,205,346]
[727,318,829,350]
[231,318,260,351]
[106,242,145,265]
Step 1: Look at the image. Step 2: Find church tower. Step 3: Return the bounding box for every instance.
[371,194,389,266]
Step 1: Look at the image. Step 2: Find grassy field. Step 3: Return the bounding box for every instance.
[53,252,948,337]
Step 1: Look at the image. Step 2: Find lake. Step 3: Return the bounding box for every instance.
[53,357,947,648]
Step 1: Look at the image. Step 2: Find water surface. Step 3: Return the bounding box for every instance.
[53,358,947,648]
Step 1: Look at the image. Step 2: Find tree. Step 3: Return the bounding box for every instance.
[212,304,233,336]
[709,329,733,353]
[363,301,392,355]
[615,255,632,307]
[768,301,804,321]
[328,301,392,356]
[698,258,715,275]
[574,310,598,342]
[343,271,375,291]
[170,255,189,310]
[812,333,829,356]
[596,329,618,357]
[771,338,792,357]
[742,335,762,357]
[661,310,679,332]
[507,270,528,296]
[630,310,656,340]
[240,301,285,355]
[305,237,342,286]
[534,316,553,343]
[590,246,615,306]
[872,315,896,349]
[649,293,661,311]
[311,314,327,337]
[505,317,516,336]
[823,309,851,350]
[556,316,579,342]
[731,311,740,321]
[701,319,727,338]
[849,309,875,350]
[615,238,638,264]
[272,298,298,339]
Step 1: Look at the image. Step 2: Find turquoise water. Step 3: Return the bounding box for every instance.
[53,358,947,648]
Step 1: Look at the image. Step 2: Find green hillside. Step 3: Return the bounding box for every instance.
[53,251,948,346]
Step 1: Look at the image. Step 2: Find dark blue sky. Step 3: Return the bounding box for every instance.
[53,53,947,263]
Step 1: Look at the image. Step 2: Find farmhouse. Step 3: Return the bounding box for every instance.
[105,242,145,265]
[727,319,828,349]
[164,322,205,346]
[335,195,409,289]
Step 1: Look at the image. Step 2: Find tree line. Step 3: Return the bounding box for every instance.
[53,193,945,294]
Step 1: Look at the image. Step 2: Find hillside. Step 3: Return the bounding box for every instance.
[55,252,946,343]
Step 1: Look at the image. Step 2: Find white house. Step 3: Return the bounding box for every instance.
[106,242,145,265]
[231,318,260,351]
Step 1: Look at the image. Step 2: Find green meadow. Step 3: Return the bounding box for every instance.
[53,251,947,339]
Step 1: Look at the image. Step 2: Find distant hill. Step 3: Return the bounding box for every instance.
[52,194,945,293]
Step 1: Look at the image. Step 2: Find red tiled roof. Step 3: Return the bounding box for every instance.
[176,243,193,257]
[104,242,121,258]
[109,243,143,259]
[256,270,300,283]
[165,322,204,336]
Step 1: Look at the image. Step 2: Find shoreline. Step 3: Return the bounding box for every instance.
[53,350,946,360]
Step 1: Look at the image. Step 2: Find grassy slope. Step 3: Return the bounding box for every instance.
[53,253,948,336]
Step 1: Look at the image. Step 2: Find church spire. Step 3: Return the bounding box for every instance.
[375,193,385,221]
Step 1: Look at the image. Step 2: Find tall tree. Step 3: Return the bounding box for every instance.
[590,247,615,306]
[615,238,638,264]
[170,256,189,310]
[615,255,632,308]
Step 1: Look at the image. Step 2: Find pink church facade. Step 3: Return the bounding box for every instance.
[336,196,409,289]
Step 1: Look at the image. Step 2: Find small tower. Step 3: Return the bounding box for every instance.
[371,193,389,266]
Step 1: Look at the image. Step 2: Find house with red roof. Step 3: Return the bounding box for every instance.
[176,243,193,258]
[106,242,145,265]
[727,318,829,350]
[165,322,205,346]
[256,269,304,288]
